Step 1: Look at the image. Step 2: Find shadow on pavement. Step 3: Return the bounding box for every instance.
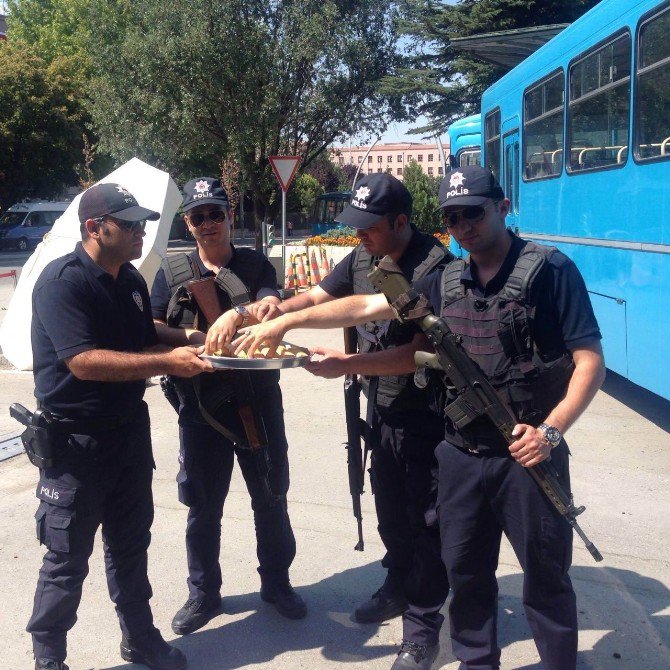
[98,563,669,670]
[601,371,670,433]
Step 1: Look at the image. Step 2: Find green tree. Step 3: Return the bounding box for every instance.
[88,0,402,244]
[0,41,83,209]
[402,161,441,233]
[289,173,323,216]
[387,0,601,133]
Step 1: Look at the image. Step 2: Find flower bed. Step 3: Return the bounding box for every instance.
[305,231,451,247]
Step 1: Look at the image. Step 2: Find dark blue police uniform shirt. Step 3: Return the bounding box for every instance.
[31,242,158,418]
[412,233,602,352]
[319,228,451,297]
[150,245,279,321]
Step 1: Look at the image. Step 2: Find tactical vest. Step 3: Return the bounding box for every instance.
[161,249,275,414]
[440,240,575,449]
[352,236,449,411]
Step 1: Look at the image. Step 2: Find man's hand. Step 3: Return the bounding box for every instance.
[508,424,552,467]
[305,347,352,379]
[166,345,214,377]
[233,316,290,358]
[204,310,240,355]
[249,301,283,322]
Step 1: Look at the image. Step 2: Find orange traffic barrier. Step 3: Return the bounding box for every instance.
[320,247,330,280]
[285,253,296,290]
[296,253,308,287]
[304,252,312,287]
[310,248,321,284]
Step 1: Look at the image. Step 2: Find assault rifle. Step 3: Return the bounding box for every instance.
[343,326,369,551]
[368,256,603,562]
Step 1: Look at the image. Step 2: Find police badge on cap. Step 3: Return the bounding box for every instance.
[438,166,504,209]
[181,177,230,212]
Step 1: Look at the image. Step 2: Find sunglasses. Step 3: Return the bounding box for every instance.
[442,202,493,229]
[96,217,146,232]
[187,208,228,227]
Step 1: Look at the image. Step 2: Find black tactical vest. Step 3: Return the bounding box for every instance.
[440,240,575,449]
[352,234,449,411]
[161,249,276,414]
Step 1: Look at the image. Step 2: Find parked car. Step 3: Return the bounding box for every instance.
[0,201,69,251]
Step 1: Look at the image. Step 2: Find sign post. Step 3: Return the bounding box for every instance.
[269,156,301,278]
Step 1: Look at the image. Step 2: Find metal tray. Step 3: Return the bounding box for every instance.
[200,348,310,370]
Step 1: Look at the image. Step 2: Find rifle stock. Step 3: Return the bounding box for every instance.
[368,256,603,563]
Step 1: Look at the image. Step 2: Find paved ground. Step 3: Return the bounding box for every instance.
[0,249,669,670]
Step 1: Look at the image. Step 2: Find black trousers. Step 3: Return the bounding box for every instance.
[436,441,576,670]
[27,404,155,662]
[177,383,296,600]
[370,408,449,646]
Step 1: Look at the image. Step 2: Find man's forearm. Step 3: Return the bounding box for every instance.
[343,340,425,376]
[282,294,394,332]
[544,342,606,435]
[278,286,330,314]
[66,348,179,382]
[154,320,205,347]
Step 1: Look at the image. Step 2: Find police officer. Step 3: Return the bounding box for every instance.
[27,183,211,670]
[232,174,452,670]
[150,177,306,636]
[241,166,606,670]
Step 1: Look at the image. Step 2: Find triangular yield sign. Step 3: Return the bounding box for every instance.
[269,156,301,192]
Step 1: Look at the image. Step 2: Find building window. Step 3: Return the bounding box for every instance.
[397,168,403,175]
[350,156,354,164]
[417,154,423,162]
[568,32,631,172]
[428,167,434,175]
[368,169,373,174]
[634,5,670,162]
[377,155,383,163]
[407,155,414,162]
[368,156,372,164]
[438,166,443,175]
[387,155,393,163]
[523,70,565,180]
[338,157,344,165]
[377,167,383,173]
[386,167,392,174]
[428,154,434,162]
[358,155,363,163]
[397,155,403,162]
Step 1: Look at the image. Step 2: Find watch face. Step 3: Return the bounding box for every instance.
[542,425,561,445]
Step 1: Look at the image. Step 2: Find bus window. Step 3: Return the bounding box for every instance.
[484,109,501,180]
[523,70,564,180]
[635,5,670,161]
[568,33,631,172]
[457,149,481,167]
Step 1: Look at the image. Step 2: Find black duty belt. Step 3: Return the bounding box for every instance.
[37,408,134,434]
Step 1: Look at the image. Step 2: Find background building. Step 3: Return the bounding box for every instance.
[0,14,7,40]
[329,141,450,181]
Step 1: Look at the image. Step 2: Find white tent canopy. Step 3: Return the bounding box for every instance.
[0,158,181,371]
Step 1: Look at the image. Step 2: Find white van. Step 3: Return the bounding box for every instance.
[0,201,69,251]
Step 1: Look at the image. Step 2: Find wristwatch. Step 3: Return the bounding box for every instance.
[538,423,562,448]
[233,305,251,328]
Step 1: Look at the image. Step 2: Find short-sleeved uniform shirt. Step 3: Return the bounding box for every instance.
[150,245,280,320]
[150,245,281,414]
[320,229,450,298]
[413,233,601,447]
[31,242,158,418]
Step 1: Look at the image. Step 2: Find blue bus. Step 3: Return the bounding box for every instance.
[471,0,669,400]
[447,114,482,169]
[309,191,352,235]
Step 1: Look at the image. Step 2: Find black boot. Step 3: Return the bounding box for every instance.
[260,581,307,619]
[35,661,69,670]
[391,641,439,669]
[171,596,222,635]
[354,575,408,623]
[120,626,187,670]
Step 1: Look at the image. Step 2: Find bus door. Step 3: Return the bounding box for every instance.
[502,129,520,231]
